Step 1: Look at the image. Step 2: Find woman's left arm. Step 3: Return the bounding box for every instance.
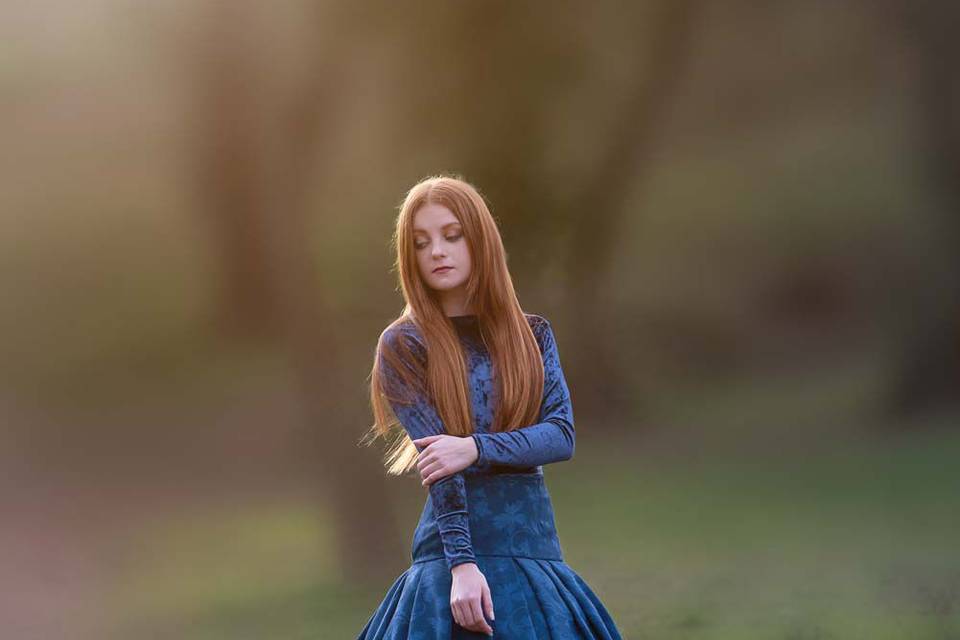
[469,318,575,469]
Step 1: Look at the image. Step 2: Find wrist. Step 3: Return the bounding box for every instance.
[451,561,477,576]
[469,433,483,466]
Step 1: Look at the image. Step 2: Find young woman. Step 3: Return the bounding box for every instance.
[358,175,622,639]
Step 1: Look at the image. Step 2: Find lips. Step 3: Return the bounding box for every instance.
[433,266,453,273]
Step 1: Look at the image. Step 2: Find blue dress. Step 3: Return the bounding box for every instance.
[357,313,622,639]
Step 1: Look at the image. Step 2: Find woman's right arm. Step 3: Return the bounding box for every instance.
[379,326,477,571]
[379,326,495,634]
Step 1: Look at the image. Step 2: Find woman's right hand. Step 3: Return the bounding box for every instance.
[450,562,495,635]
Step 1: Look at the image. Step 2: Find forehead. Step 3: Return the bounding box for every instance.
[413,203,461,233]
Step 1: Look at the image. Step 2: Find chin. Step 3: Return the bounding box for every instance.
[429,277,466,291]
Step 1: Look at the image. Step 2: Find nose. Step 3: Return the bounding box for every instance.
[431,243,446,259]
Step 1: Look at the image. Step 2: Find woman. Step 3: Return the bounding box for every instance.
[358,175,622,639]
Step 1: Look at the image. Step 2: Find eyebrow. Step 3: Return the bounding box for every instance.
[412,222,462,233]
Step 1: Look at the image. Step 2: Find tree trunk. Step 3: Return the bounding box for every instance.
[190,1,405,583]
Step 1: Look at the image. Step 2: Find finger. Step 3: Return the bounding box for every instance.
[451,601,462,628]
[419,460,444,479]
[470,598,493,635]
[415,454,434,473]
[420,464,447,486]
[413,435,441,446]
[482,582,495,621]
[458,602,473,631]
[422,468,452,487]
[469,597,483,628]
[458,600,471,629]
[460,598,477,629]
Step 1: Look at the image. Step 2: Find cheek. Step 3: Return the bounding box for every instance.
[457,246,472,271]
[416,253,432,277]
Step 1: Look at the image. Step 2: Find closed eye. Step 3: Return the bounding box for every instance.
[414,233,462,250]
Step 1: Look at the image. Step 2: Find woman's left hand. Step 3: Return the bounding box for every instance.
[412,435,479,486]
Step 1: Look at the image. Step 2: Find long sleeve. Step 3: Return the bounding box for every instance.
[470,317,575,469]
[378,326,476,571]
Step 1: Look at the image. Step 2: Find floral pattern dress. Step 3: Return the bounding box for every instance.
[357,313,622,639]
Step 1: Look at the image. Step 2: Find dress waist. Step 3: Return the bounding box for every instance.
[411,471,564,563]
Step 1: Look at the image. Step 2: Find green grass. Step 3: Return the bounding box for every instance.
[549,427,960,639]
[106,418,960,639]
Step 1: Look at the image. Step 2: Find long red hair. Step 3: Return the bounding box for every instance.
[363,174,545,475]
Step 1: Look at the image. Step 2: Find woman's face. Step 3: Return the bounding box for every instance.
[412,203,472,295]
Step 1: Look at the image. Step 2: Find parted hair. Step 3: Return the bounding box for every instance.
[363,174,545,476]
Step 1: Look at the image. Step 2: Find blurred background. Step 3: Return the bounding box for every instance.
[3,1,959,638]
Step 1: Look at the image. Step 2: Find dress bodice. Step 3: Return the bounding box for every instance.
[378,312,575,570]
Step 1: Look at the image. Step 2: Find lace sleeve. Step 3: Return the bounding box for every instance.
[470,317,575,469]
[379,325,476,570]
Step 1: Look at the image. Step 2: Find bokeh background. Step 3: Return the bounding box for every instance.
[4,1,959,638]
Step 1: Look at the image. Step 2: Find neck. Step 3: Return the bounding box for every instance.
[438,289,472,317]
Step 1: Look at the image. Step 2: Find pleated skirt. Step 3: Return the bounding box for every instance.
[357,471,622,639]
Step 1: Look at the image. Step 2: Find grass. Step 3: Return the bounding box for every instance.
[549,426,960,639]
[105,411,960,639]
[102,338,960,639]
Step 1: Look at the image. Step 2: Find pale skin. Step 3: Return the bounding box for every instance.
[412,203,495,635]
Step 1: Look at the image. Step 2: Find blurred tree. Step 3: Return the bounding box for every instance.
[189,1,404,582]
[559,1,702,422]
[383,1,701,423]
[886,0,960,417]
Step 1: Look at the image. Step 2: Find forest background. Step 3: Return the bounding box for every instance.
[3,2,958,638]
